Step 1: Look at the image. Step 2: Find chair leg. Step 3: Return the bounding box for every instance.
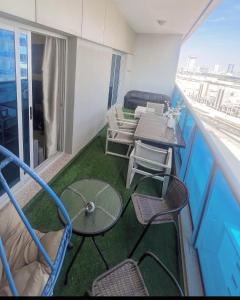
[126,144,132,157]
[105,136,109,155]
[67,241,74,250]
[173,219,182,280]
[173,219,180,258]
[121,195,132,218]
[126,157,135,189]
[162,172,170,197]
[128,223,151,258]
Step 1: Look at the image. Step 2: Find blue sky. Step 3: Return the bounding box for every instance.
[178,0,240,71]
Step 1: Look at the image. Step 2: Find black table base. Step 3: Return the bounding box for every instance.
[64,236,109,285]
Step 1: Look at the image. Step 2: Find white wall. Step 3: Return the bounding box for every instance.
[71,39,112,155]
[129,34,182,96]
[117,54,133,105]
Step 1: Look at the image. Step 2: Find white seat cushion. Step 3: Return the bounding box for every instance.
[0,203,64,295]
[0,261,49,296]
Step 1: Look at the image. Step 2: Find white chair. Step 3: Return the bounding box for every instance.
[126,141,172,196]
[105,111,135,159]
[115,106,138,131]
[147,102,164,116]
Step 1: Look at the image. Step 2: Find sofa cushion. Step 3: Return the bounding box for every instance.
[0,203,22,242]
[0,202,64,294]
[39,230,64,273]
[0,261,49,296]
[124,90,170,110]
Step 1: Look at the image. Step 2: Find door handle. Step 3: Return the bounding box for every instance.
[30,106,33,120]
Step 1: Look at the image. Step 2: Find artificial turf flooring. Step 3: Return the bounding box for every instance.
[24,128,183,296]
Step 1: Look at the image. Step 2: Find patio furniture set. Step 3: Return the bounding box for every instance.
[56,102,187,295]
[0,101,188,296]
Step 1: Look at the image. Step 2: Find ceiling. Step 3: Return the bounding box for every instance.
[113,0,221,39]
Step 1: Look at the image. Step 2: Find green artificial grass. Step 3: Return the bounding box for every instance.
[24,128,183,296]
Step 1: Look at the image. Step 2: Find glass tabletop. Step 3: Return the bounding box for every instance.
[59,179,123,236]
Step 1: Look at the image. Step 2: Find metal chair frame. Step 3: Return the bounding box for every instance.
[105,111,135,159]
[0,145,72,296]
[126,141,172,192]
[121,173,189,258]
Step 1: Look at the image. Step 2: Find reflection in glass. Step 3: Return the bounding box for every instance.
[20,33,30,166]
[108,54,121,109]
[0,29,20,194]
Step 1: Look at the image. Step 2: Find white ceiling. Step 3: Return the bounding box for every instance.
[113,0,220,38]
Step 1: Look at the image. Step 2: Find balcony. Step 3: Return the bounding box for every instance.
[1,0,238,297]
[23,127,182,296]
[18,83,240,296]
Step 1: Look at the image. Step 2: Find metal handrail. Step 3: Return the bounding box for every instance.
[175,82,240,204]
[0,145,72,296]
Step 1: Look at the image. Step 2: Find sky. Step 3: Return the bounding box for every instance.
[178,0,240,72]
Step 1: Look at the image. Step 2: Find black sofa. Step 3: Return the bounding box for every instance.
[124,90,170,111]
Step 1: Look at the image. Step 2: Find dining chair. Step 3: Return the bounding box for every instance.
[126,140,172,196]
[105,111,135,159]
[115,106,138,131]
[147,102,164,116]
[122,173,189,259]
[89,250,184,296]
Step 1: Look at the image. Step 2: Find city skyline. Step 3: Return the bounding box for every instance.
[178,0,240,72]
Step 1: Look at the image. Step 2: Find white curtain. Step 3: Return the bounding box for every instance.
[42,36,66,158]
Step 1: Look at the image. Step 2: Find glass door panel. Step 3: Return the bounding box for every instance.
[0,28,20,193]
[112,55,121,106]
[108,54,116,109]
[108,54,122,109]
[19,33,31,166]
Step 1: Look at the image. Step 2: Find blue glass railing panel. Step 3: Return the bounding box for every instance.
[179,107,186,130]
[184,130,214,227]
[196,169,240,296]
[175,107,188,173]
[179,112,195,162]
[171,87,181,108]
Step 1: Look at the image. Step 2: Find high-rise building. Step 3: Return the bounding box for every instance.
[200,66,209,73]
[213,64,220,74]
[187,56,197,72]
[227,64,234,74]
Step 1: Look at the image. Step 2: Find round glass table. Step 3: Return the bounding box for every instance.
[59,179,122,284]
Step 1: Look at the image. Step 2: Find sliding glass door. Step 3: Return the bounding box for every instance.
[0,25,33,194]
[0,22,66,195]
[19,32,33,167]
[0,28,20,193]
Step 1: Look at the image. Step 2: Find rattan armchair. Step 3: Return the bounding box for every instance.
[121,173,189,258]
[90,251,184,296]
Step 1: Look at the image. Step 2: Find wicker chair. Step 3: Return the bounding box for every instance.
[121,173,189,258]
[90,251,184,296]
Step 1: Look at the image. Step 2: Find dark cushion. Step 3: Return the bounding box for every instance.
[124,90,170,110]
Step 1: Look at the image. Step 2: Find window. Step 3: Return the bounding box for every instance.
[108,54,121,109]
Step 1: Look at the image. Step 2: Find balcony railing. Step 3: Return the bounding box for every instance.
[172,83,240,296]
